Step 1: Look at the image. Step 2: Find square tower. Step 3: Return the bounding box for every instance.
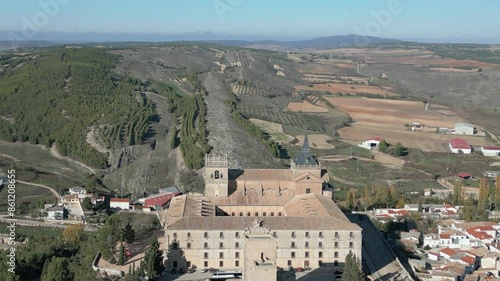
[204,154,229,197]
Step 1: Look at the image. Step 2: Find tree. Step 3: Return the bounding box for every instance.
[346,189,356,212]
[478,178,490,212]
[378,140,388,153]
[396,196,405,209]
[341,250,364,281]
[62,223,85,244]
[363,186,372,211]
[452,181,464,206]
[122,223,135,244]
[495,176,500,211]
[418,198,423,212]
[41,257,72,281]
[118,240,125,266]
[142,239,165,281]
[393,142,403,156]
[81,197,93,211]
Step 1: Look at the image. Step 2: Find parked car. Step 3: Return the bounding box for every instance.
[200,268,208,273]
[187,267,196,273]
[296,267,305,272]
[209,268,219,273]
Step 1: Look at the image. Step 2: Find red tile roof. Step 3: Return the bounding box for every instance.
[439,233,451,239]
[483,146,500,151]
[144,192,179,207]
[449,138,470,149]
[466,227,493,240]
[456,172,472,178]
[440,248,456,256]
[460,256,475,266]
[110,198,130,203]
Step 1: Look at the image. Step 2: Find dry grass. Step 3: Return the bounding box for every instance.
[296,84,398,96]
[295,134,335,149]
[286,101,329,113]
[249,118,295,143]
[429,67,479,73]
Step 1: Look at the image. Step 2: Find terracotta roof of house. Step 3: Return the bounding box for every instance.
[439,233,451,239]
[449,138,471,149]
[456,172,472,178]
[466,227,493,240]
[440,248,457,256]
[233,169,295,181]
[166,216,361,231]
[283,193,350,222]
[483,146,500,151]
[460,256,475,266]
[144,192,179,207]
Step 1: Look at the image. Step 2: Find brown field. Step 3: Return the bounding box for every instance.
[429,67,479,73]
[249,118,295,143]
[296,83,398,96]
[287,101,329,113]
[327,97,495,151]
[295,134,335,149]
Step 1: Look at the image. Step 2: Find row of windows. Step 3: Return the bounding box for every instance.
[173,231,356,239]
[179,240,355,250]
[204,252,240,259]
[229,211,284,217]
[202,261,236,268]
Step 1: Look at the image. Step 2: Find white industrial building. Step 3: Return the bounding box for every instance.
[453,123,475,135]
[109,198,130,210]
[481,146,500,157]
[358,137,383,150]
[449,138,472,154]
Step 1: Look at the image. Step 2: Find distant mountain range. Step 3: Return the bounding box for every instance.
[0,30,404,50]
[208,34,403,49]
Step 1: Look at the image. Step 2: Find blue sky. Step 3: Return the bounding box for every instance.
[1,0,499,42]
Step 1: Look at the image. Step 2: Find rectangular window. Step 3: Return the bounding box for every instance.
[319,232,323,238]
[219,252,224,259]
[335,242,339,248]
[247,212,251,216]
[305,232,309,238]
[239,212,243,216]
[350,232,354,238]
[291,242,296,248]
[335,232,339,238]
[204,261,208,267]
[273,232,277,238]
[318,260,323,267]
[235,232,239,238]
[305,242,309,248]
[319,242,323,248]
[204,242,208,249]
[255,212,259,216]
[263,212,266,216]
[235,242,240,248]
[305,252,309,258]
[271,212,274,216]
[349,242,354,248]
[287,260,292,266]
[278,212,282,216]
[306,188,311,194]
[291,232,296,238]
[319,252,323,258]
[231,212,235,216]
[291,252,295,258]
[220,242,224,249]
[235,261,239,267]
[204,232,208,238]
[187,243,191,249]
[173,232,177,238]
[204,252,209,259]
[334,252,339,258]
[220,261,223,267]
[187,232,191,238]
[235,252,240,258]
[220,232,224,238]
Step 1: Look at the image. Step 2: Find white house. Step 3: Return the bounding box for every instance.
[453,123,475,135]
[424,233,441,248]
[482,146,500,157]
[47,206,65,220]
[427,251,440,261]
[448,138,472,154]
[69,187,87,195]
[358,137,383,150]
[110,198,130,210]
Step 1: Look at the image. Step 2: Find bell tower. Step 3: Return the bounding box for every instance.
[204,154,229,197]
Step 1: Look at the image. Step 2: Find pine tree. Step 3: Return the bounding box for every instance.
[41,257,72,281]
[452,180,464,206]
[341,250,364,281]
[478,178,490,212]
[346,189,356,211]
[118,240,125,266]
[363,186,372,211]
[142,239,165,281]
[122,223,135,244]
[495,176,500,211]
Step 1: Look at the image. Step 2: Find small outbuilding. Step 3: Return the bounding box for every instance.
[144,192,180,211]
[358,137,384,150]
[110,198,130,210]
[449,138,472,154]
[481,146,500,157]
[457,172,472,180]
[47,206,66,220]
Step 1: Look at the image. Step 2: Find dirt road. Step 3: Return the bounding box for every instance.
[18,180,61,203]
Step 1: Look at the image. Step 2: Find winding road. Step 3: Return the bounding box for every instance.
[18,180,61,203]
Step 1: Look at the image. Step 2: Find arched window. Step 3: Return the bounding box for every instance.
[214,170,220,179]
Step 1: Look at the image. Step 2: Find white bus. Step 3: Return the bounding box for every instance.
[210,271,242,279]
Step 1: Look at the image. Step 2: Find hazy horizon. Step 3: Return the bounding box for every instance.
[2,0,500,44]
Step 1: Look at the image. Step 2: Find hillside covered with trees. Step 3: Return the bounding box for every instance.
[0,47,156,168]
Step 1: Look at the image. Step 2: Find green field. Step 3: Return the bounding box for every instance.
[0,223,63,238]
[0,183,57,215]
